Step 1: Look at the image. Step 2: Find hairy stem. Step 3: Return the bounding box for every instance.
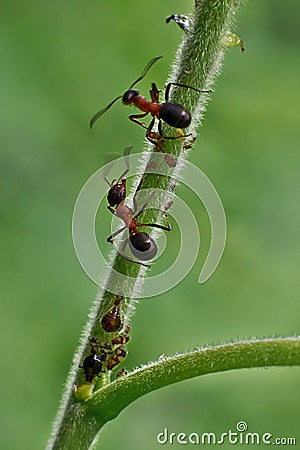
[47,0,246,448]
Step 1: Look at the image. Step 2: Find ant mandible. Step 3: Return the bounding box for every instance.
[90,56,211,147]
[104,148,171,265]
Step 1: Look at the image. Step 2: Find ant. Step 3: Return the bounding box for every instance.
[90,56,211,148]
[104,149,172,265]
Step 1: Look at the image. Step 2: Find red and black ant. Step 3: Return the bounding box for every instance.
[104,148,171,265]
[90,56,210,148]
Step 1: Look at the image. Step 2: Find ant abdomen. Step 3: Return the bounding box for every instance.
[160,102,191,128]
[129,232,157,260]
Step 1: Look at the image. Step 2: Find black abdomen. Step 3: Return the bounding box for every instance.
[160,102,191,128]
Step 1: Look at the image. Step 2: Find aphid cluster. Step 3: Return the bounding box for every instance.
[75,296,130,398]
[81,332,129,384]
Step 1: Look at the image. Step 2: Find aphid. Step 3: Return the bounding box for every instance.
[111,324,130,345]
[99,341,113,358]
[82,353,103,383]
[90,56,210,146]
[116,368,127,378]
[101,296,124,333]
[107,188,171,265]
[80,337,104,383]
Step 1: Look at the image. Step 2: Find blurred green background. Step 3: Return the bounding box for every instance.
[1,1,299,449]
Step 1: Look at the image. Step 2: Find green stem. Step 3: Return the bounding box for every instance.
[47,0,247,448]
[90,337,300,422]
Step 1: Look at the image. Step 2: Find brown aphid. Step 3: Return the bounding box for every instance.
[111,335,130,345]
[101,296,123,332]
[106,345,127,371]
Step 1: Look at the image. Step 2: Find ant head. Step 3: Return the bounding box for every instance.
[107,179,126,207]
[122,89,139,105]
[159,102,191,128]
[129,232,157,261]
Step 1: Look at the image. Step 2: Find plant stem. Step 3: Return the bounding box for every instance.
[47,0,247,448]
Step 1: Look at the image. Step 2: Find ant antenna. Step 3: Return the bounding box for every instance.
[90,95,122,129]
[103,146,133,186]
[90,56,163,129]
[128,56,163,90]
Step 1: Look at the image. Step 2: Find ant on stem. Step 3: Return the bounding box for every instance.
[90,56,211,149]
[101,295,124,333]
[103,148,172,265]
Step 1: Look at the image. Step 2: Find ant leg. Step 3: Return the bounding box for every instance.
[133,191,156,219]
[132,175,147,212]
[146,117,165,152]
[129,112,149,129]
[137,217,172,232]
[158,119,191,141]
[161,133,192,141]
[137,200,173,232]
[165,82,211,102]
[132,171,162,213]
[132,189,139,213]
[106,205,128,243]
[149,83,160,103]
[107,205,116,215]
[107,225,127,244]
